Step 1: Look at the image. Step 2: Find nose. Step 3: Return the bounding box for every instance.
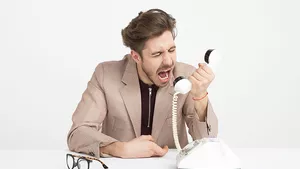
[162,53,173,66]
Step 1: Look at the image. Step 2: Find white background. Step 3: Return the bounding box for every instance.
[0,0,299,150]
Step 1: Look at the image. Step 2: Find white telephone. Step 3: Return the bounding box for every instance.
[172,49,241,169]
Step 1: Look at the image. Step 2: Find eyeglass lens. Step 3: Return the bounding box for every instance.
[67,154,74,169]
[67,155,90,169]
[77,158,89,169]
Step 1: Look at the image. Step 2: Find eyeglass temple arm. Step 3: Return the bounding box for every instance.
[70,154,108,169]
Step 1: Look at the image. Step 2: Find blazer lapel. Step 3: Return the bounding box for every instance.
[152,74,175,141]
[119,55,141,137]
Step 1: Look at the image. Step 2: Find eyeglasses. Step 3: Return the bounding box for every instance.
[66,153,108,169]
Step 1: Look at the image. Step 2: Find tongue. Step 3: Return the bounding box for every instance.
[159,72,167,78]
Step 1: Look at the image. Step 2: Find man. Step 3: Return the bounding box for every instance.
[67,8,218,159]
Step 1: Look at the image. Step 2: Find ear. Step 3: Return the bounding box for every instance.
[131,50,141,63]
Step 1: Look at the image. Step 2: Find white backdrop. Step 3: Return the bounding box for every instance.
[0,0,299,150]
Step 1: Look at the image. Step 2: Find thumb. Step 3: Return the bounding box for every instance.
[154,145,169,157]
[198,63,207,68]
[162,145,169,153]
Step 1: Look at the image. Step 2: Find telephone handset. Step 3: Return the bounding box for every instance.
[172,49,241,169]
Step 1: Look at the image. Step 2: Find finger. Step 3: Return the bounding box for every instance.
[140,135,154,142]
[188,75,198,85]
[152,144,168,157]
[161,145,169,156]
[196,68,210,79]
[198,63,207,67]
[156,145,168,156]
[198,63,213,75]
[192,71,207,82]
[189,75,210,89]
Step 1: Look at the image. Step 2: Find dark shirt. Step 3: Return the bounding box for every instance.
[139,79,159,135]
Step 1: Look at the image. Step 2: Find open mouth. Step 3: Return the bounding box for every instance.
[158,69,171,83]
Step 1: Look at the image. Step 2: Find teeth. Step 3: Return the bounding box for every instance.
[160,71,169,80]
[165,72,169,78]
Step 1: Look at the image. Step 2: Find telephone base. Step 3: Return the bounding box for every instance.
[176,138,241,169]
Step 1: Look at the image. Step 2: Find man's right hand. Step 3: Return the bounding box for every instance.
[122,135,169,158]
[101,135,168,158]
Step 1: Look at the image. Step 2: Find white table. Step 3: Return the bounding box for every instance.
[0,148,299,169]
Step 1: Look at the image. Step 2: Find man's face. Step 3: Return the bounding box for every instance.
[136,31,176,87]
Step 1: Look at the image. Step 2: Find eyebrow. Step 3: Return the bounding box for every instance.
[151,45,176,55]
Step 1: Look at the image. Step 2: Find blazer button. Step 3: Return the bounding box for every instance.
[208,124,211,132]
[89,152,95,156]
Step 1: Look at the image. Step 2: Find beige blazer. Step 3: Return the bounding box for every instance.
[67,54,218,158]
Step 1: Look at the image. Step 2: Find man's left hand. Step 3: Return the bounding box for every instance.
[188,63,215,97]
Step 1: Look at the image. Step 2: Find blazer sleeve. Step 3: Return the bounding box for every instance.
[67,63,117,158]
[182,92,219,140]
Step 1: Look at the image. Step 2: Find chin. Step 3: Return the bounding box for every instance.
[155,79,169,87]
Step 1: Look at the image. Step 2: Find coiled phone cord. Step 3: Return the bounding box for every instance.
[172,92,182,151]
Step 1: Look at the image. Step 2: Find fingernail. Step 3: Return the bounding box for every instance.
[199,63,205,67]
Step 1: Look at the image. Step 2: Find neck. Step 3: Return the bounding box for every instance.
[136,64,153,85]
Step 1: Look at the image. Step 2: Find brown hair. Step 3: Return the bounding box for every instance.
[121,9,177,56]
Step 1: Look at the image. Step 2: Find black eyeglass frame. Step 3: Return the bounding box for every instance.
[66,153,108,169]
